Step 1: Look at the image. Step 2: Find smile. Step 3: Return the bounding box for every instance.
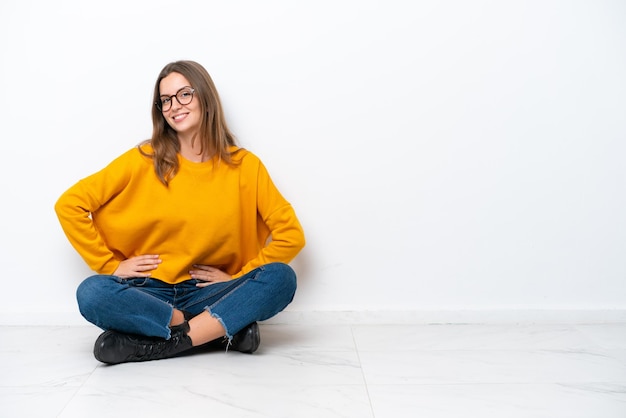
[172,113,188,122]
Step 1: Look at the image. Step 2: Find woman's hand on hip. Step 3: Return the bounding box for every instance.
[190,265,232,287]
[113,254,162,278]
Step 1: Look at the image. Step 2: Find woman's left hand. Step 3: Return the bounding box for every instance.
[190,265,232,287]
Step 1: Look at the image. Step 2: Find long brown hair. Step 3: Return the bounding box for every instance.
[140,60,238,185]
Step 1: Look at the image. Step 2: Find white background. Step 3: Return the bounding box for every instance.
[1,0,625,323]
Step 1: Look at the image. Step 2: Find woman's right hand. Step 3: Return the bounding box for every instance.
[113,254,162,278]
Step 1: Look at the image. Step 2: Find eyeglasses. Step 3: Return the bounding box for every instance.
[156,87,195,112]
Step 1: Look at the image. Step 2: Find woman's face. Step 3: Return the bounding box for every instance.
[159,72,201,140]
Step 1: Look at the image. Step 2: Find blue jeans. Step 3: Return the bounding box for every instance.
[76,262,297,340]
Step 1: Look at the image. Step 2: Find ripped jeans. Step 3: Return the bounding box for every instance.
[76,262,297,340]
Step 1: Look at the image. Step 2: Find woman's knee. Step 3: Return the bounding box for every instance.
[76,275,118,313]
[264,262,297,297]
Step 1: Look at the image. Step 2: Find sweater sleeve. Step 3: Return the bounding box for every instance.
[234,160,305,277]
[54,151,135,274]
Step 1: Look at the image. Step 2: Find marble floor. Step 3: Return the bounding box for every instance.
[1,323,626,417]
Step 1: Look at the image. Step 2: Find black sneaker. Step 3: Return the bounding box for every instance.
[229,322,260,354]
[94,322,193,364]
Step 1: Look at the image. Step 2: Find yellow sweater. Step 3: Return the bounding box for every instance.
[55,145,305,284]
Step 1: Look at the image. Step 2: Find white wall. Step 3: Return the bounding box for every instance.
[1,0,625,324]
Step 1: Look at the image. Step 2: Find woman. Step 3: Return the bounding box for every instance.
[55,60,305,365]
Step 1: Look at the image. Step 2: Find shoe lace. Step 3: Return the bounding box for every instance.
[129,334,186,361]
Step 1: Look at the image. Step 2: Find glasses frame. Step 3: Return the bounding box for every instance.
[156,86,196,112]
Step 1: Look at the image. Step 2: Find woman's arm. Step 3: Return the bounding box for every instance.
[235,160,305,277]
[54,151,135,274]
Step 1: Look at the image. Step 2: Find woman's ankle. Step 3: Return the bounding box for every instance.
[169,308,185,327]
